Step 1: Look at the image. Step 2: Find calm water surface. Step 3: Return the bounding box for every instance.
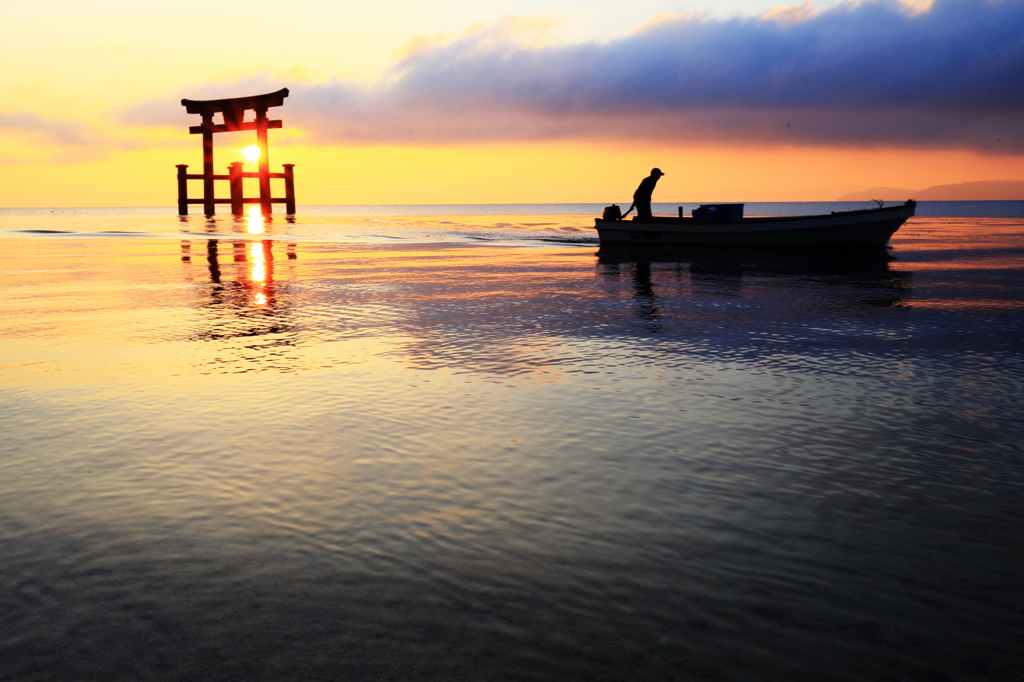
[1,211,1022,681]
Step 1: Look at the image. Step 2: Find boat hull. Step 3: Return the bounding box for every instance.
[594,201,915,247]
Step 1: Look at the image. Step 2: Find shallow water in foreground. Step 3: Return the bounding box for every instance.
[1,214,1022,681]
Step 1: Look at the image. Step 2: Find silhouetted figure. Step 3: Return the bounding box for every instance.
[622,168,665,220]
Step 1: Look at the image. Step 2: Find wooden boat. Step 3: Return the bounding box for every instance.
[594,200,916,247]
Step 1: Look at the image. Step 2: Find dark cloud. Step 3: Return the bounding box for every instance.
[126,0,1024,151]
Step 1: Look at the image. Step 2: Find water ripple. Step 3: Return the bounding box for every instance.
[0,217,1022,681]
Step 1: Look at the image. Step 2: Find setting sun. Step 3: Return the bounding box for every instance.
[241,145,262,163]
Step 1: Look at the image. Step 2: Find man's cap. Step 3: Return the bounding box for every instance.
[651,168,665,176]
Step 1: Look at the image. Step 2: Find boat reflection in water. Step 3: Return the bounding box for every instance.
[597,244,913,330]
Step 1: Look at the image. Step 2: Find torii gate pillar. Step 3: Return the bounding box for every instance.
[176,88,295,218]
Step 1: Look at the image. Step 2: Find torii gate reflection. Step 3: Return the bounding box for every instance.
[176,88,295,218]
[180,238,299,366]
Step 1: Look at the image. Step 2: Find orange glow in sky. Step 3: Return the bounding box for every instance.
[0,140,1022,207]
[0,0,1020,206]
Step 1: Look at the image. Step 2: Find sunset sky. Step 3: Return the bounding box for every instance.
[2,0,1022,206]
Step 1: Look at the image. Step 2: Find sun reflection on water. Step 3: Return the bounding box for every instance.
[245,205,265,235]
[250,241,266,284]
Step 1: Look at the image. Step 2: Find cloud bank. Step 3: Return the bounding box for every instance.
[0,112,97,146]
[128,0,1024,151]
[0,110,180,165]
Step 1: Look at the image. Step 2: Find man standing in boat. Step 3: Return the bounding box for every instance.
[622,168,665,220]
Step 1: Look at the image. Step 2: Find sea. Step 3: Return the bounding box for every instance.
[1,201,1022,681]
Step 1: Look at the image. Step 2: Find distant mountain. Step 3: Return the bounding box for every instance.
[838,187,916,201]
[838,180,1024,201]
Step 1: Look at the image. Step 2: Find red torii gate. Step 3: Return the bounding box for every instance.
[176,88,295,217]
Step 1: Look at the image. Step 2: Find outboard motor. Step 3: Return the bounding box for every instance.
[602,204,622,221]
